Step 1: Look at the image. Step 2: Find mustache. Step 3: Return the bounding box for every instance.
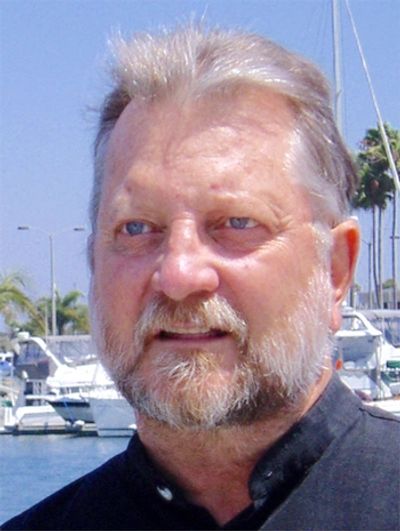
[133,294,248,352]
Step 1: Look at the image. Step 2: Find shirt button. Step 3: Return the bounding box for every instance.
[265,471,273,478]
[157,486,173,501]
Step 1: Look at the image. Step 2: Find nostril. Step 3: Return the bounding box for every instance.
[151,253,220,302]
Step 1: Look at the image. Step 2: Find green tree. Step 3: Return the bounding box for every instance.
[55,290,90,335]
[353,124,399,308]
[20,299,48,336]
[0,272,39,329]
[21,290,90,336]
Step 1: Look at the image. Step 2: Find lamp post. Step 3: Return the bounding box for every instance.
[17,225,85,335]
[361,239,372,308]
[389,234,399,310]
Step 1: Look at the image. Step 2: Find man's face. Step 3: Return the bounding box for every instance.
[91,89,334,428]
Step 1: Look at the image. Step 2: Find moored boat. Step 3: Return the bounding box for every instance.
[89,388,136,437]
[45,393,93,424]
[3,333,101,433]
[335,307,400,416]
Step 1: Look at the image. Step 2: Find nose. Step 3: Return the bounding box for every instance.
[151,220,220,301]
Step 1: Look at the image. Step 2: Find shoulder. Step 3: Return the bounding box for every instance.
[326,396,400,472]
[266,398,399,530]
[353,401,400,448]
[360,400,400,426]
[317,375,399,459]
[325,375,399,453]
[325,386,400,477]
[314,402,399,526]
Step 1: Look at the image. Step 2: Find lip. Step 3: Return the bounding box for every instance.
[156,329,228,342]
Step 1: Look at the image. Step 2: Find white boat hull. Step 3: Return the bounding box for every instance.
[89,392,136,437]
[46,395,94,423]
[3,405,66,433]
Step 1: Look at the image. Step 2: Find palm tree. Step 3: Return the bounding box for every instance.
[37,290,89,335]
[20,299,49,337]
[353,124,398,308]
[55,290,90,335]
[17,290,90,336]
[0,272,39,329]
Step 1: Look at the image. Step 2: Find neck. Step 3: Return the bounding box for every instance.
[136,367,332,525]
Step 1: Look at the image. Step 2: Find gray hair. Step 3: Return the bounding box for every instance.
[90,24,358,233]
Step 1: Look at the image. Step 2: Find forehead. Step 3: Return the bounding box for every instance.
[104,88,297,183]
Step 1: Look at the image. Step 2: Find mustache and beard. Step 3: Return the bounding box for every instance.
[90,266,333,430]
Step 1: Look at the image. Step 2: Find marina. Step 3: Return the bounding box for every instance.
[334,307,400,410]
[0,334,136,436]
[1,309,399,521]
[1,308,399,524]
[1,308,399,437]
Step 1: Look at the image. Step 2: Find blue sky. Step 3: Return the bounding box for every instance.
[1,0,399,311]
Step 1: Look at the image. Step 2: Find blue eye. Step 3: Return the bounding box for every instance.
[122,221,151,236]
[226,217,257,229]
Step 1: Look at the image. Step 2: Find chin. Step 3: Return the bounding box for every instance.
[114,349,302,430]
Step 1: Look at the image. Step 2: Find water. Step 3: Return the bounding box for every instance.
[0,434,129,523]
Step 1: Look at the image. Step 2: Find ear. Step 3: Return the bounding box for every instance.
[329,218,360,332]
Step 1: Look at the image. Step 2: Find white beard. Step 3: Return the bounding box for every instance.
[90,266,333,430]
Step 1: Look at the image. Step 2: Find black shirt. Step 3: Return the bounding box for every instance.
[2,374,400,530]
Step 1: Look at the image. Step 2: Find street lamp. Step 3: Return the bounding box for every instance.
[389,235,399,310]
[361,239,372,308]
[17,225,85,335]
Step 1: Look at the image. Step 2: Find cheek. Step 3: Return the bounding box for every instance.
[93,252,145,320]
[227,234,318,325]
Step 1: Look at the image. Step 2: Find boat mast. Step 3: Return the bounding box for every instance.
[346,0,400,192]
[344,0,400,194]
[332,0,343,135]
[344,0,399,310]
[332,0,356,306]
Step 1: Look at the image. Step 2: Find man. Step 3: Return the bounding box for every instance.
[3,24,399,531]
